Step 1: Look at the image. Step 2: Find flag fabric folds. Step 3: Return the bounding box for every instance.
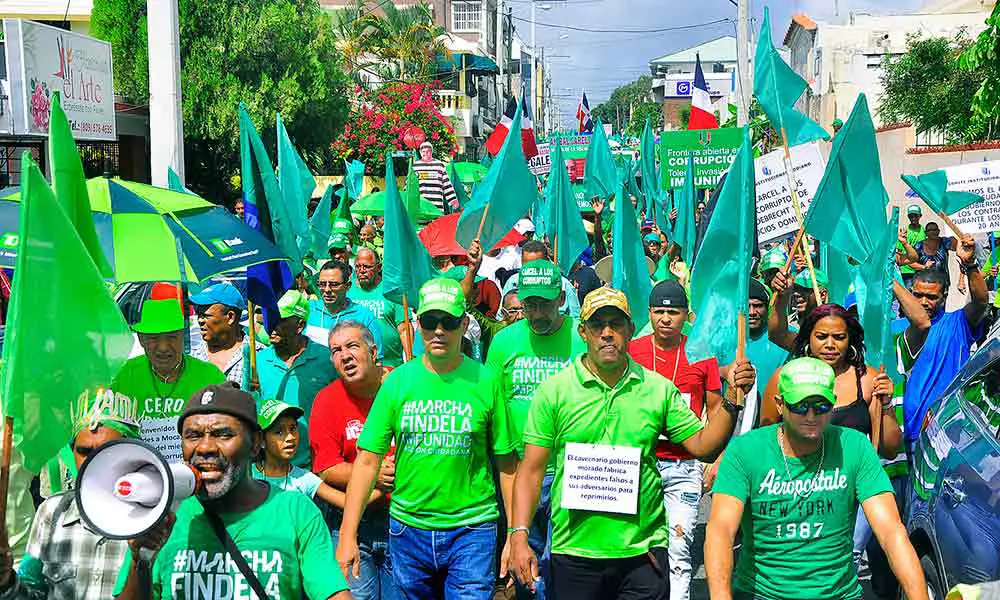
[686,127,755,365]
[688,54,719,130]
[753,7,831,146]
[1,155,133,472]
[854,208,901,381]
[612,178,653,332]
[166,167,193,195]
[456,98,538,252]
[577,92,593,133]
[345,160,366,201]
[382,157,439,305]
[820,242,857,308]
[276,113,315,251]
[308,185,334,260]
[485,96,539,158]
[803,95,888,264]
[639,118,660,218]
[547,141,589,274]
[584,118,618,201]
[449,162,470,210]
[901,170,984,215]
[672,154,698,267]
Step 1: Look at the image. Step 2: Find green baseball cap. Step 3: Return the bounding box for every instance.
[518,260,561,301]
[277,290,310,320]
[328,233,350,250]
[643,233,661,243]
[778,357,836,406]
[906,204,922,216]
[760,247,787,272]
[133,299,185,335]
[258,398,304,431]
[832,118,844,128]
[793,268,829,290]
[416,278,466,317]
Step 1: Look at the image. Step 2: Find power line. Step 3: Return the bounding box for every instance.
[509,15,732,34]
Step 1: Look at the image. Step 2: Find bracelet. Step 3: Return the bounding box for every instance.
[507,526,530,536]
[960,260,980,274]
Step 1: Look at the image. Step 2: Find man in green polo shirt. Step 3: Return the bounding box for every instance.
[509,287,743,600]
[486,259,586,600]
[705,357,927,600]
[337,277,518,600]
[245,290,337,468]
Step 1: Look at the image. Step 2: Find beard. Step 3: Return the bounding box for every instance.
[191,449,248,501]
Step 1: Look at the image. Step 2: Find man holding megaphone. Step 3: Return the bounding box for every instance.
[113,383,353,600]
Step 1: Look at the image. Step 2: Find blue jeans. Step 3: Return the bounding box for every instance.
[388,516,497,600]
[330,510,399,600]
[516,473,554,600]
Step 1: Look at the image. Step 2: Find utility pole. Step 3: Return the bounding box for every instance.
[531,0,537,119]
[736,0,751,127]
[147,0,185,186]
[496,0,504,105]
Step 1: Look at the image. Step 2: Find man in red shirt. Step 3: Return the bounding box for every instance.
[310,319,398,600]
[627,281,753,600]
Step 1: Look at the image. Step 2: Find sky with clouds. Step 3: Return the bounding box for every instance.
[510,0,927,128]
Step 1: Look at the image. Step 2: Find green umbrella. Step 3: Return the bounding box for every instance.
[451,161,488,184]
[1,177,289,282]
[352,190,444,223]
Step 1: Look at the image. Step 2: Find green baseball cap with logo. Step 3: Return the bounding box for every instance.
[518,260,561,301]
[760,247,787,272]
[417,277,465,317]
[328,233,350,250]
[778,357,836,406]
[258,398,304,431]
[277,290,310,320]
[793,268,829,290]
[906,204,922,216]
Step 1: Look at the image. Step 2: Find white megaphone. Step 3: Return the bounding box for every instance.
[76,439,201,540]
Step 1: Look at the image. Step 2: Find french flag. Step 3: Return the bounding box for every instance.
[688,53,719,130]
[486,96,539,158]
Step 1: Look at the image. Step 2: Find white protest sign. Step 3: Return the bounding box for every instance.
[754,143,826,245]
[939,161,1000,235]
[560,442,640,514]
[529,143,551,176]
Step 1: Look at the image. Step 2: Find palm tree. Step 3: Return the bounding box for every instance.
[369,3,447,83]
[331,0,381,87]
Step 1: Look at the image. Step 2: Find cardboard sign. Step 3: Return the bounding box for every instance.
[940,160,1000,235]
[529,143,551,176]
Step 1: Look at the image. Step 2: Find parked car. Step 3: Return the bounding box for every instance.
[907,323,1000,599]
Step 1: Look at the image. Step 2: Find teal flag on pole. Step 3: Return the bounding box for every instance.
[345,160,366,201]
[612,177,653,332]
[308,185,334,260]
[901,170,984,215]
[276,113,314,252]
[854,207,901,380]
[672,154,698,267]
[584,118,618,201]
[383,157,439,305]
[547,141,589,275]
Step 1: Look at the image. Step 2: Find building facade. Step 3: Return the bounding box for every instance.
[648,36,738,130]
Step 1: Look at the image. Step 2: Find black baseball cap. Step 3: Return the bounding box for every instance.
[749,278,771,303]
[649,280,688,309]
[177,382,260,433]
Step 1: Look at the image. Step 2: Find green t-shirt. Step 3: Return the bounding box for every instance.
[251,464,322,499]
[357,357,516,529]
[348,281,406,367]
[485,318,586,458]
[713,424,893,600]
[897,226,925,275]
[115,485,348,599]
[111,355,225,463]
[523,357,703,559]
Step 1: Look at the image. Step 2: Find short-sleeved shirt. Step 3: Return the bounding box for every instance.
[485,317,586,459]
[897,226,925,275]
[112,355,225,462]
[501,274,582,317]
[348,281,405,367]
[357,357,516,530]
[627,335,721,460]
[523,356,703,559]
[251,464,323,498]
[247,340,338,468]
[305,298,384,359]
[114,485,347,600]
[914,236,954,272]
[310,377,384,473]
[712,424,893,600]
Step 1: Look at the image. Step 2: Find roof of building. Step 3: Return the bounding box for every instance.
[0,0,93,19]
[783,13,818,46]
[649,36,737,66]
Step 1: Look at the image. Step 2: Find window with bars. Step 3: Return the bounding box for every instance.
[452,1,482,33]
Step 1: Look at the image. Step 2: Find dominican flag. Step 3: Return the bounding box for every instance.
[576,93,593,133]
[688,53,719,130]
[486,96,539,158]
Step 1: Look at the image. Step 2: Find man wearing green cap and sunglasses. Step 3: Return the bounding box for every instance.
[706,357,928,600]
[338,277,517,600]
[112,297,225,463]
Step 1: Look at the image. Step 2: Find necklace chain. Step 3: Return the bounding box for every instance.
[778,425,825,498]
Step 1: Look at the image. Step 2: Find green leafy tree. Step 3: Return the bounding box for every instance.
[591,76,653,133]
[92,0,350,202]
[878,34,985,143]
[960,3,1000,140]
[625,102,662,136]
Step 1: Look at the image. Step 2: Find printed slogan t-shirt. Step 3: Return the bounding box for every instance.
[357,356,516,530]
[713,424,893,600]
[115,485,347,599]
[111,355,225,462]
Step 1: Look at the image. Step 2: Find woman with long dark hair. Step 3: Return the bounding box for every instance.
[760,304,902,458]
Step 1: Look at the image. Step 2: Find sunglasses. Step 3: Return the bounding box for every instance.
[786,400,835,416]
[418,314,463,331]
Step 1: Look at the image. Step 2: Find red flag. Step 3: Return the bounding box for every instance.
[688,53,719,130]
[486,97,538,158]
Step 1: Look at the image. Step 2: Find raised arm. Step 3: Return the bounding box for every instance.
[705,494,744,600]
[767,270,796,352]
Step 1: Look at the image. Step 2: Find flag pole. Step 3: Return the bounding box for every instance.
[780,128,822,305]
[475,204,491,241]
[937,210,965,239]
[872,365,886,452]
[247,301,259,384]
[0,416,13,529]
[401,294,415,362]
[768,227,808,310]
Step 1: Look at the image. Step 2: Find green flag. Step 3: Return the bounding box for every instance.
[48,93,113,278]
[345,160,366,200]
[449,162,470,209]
[820,242,857,308]
[639,118,659,217]
[308,185,334,260]
[166,167,193,195]
[584,118,617,201]
[672,154,698,266]
[404,164,426,226]
[333,183,355,237]
[612,177,653,332]
[456,97,537,251]
[277,114,314,255]
[687,127,755,364]
[547,141,589,275]
[803,95,888,263]
[855,208,901,380]
[533,189,549,240]
[754,7,831,147]
[383,156,439,305]
[1,155,133,472]
[901,170,984,215]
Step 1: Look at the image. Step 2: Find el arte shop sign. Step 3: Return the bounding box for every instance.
[3,19,116,141]
[660,127,743,190]
[937,160,1000,235]
[755,143,827,245]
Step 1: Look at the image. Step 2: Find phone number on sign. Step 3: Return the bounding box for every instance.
[71,121,115,136]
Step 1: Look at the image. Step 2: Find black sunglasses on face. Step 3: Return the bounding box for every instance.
[418,314,463,331]
[786,400,835,416]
